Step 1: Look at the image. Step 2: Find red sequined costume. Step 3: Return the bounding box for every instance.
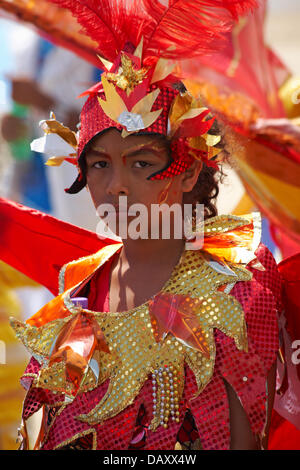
[1,197,299,450]
[3,202,280,450]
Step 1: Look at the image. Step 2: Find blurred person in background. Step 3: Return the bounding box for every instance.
[0,22,98,450]
[0,22,98,229]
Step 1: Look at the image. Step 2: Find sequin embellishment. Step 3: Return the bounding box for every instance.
[11,247,252,430]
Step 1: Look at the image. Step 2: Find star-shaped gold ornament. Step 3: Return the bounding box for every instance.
[106,53,148,95]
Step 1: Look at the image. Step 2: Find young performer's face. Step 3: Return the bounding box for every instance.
[85,128,201,239]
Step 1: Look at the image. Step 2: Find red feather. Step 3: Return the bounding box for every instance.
[141,0,258,60]
[48,0,153,61]
[48,0,257,63]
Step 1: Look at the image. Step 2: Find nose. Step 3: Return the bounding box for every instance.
[106,167,129,196]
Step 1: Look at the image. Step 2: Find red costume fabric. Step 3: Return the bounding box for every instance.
[267,253,300,449]
[19,243,281,450]
[0,197,113,295]
[1,197,299,449]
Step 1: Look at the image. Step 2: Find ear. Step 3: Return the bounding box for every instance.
[181,161,202,193]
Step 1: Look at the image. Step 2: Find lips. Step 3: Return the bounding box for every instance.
[102,203,128,214]
[114,205,128,213]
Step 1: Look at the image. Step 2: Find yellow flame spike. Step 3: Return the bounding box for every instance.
[133,37,144,61]
[210,147,222,157]
[43,120,78,148]
[140,109,163,128]
[204,134,221,146]
[97,98,120,122]
[150,58,175,85]
[45,156,76,166]
[97,54,113,72]
[98,76,127,120]
[177,107,208,122]
[189,136,207,151]
[45,157,64,166]
[131,88,160,115]
[169,93,193,124]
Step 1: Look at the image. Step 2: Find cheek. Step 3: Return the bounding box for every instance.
[164,181,182,205]
[145,180,182,206]
[167,191,182,206]
[86,173,105,205]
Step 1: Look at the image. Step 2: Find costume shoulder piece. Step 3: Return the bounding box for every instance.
[58,243,123,295]
[10,212,281,450]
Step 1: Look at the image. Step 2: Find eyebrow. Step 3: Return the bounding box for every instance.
[86,147,111,160]
[121,142,167,159]
[87,141,167,160]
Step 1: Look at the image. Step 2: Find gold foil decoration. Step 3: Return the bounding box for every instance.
[133,37,144,62]
[98,76,127,121]
[11,215,260,431]
[97,54,113,72]
[41,113,78,148]
[36,112,78,167]
[98,77,162,137]
[131,87,160,116]
[151,57,176,85]
[168,92,206,138]
[167,91,222,163]
[45,155,77,167]
[106,53,148,94]
[189,135,222,158]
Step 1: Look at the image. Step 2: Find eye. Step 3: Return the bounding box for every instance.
[133,161,152,168]
[92,161,109,169]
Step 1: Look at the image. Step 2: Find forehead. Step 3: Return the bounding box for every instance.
[88,128,167,152]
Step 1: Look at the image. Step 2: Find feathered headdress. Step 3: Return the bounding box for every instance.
[30,0,257,192]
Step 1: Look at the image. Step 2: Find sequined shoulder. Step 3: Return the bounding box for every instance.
[58,243,122,294]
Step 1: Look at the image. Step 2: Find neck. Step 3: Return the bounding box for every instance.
[120,236,185,269]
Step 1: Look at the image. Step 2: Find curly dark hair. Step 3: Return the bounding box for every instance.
[183,164,221,220]
[183,120,228,220]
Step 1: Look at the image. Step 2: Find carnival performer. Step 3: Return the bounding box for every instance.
[0,0,292,450]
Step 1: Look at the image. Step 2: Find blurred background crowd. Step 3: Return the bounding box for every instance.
[0,0,299,450]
